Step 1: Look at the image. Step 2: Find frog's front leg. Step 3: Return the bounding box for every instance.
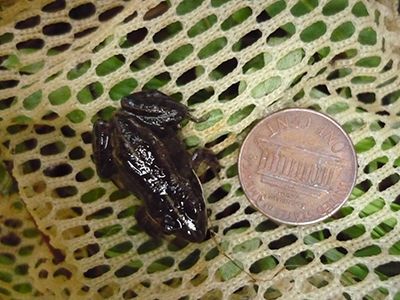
[135,207,164,240]
[192,148,221,178]
[92,120,117,179]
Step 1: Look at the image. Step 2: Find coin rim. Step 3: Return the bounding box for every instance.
[238,107,358,226]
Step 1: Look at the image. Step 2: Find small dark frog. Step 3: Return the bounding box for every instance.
[92,90,219,243]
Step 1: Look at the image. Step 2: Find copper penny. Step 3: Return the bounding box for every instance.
[238,108,357,225]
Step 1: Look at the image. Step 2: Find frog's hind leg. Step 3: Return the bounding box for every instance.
[135,207,164,240]
[121,90,190,125]
[92,120,117,179]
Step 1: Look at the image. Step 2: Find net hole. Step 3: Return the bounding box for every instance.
[4,218,22,229]
[0,97,16,110]
[74,27,98,39]
[269,234,298,249]
[129,49,159,72]
[122,27,148,47]
[223,220,250,235]
[42,0,66,12]
[0,79,19,90]
[232,29,262,52]
[69,3,96,20]
[187,87,215,106]
[178,249,201,271]
[249,255,279,274]
[176,65,205,86]
[115,260,143,278]
[98,6,124,22]
[340,263,369,286]
[42,22,72,36]
[284,250,315,270]
[207,184,231,204]
[86,207,113,221]
[215,202,240,220]
[15,15,40,29]
[62,225,90,240]
[15,138,38,154]
[83,265,110,279]
[40,141,66,156]
[20,159,41,174]
[52,186,78,198]
[55,207,83,220]
[144,1,170,20]
[153,21,183,43]
[0,233,21,246]
[73,243,100,260]
[374,261,400,280]
[255,219,279,232]
[43,163,72,177]
[337,224,366,241]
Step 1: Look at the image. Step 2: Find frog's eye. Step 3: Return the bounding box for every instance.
[163,214,180,232]
[184,200,203,220]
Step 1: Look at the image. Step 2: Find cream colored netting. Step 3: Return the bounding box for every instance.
[0,0,399,299]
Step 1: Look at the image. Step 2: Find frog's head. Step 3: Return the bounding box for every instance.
[178,209,208,243]
[162,200,208,243]
[160,179,208,243]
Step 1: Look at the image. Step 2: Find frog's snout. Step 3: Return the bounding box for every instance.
[181,213,207,243]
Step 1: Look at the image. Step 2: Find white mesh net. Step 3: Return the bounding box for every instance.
[0,0,399,299]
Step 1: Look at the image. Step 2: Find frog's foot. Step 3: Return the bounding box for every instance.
[192,148,221,178]
[135,207,164,240]
[92,120,117,179]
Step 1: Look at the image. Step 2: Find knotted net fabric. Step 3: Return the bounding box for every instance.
[0,0,399,299]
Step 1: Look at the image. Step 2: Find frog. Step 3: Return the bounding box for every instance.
[92,90,219,243]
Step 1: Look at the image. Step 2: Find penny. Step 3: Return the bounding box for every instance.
[238,108,357,225]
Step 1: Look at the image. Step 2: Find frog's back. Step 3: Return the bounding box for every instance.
[111,113,207,242]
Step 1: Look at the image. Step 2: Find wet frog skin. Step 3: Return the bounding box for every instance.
[92,90,216,243]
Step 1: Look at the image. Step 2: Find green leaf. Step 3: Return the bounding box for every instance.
[221,7,252,31]
[67,60,91,80]
[77,81,103,104]
[164,44,193,66]
[48,86,71,105]
[233,238,262,253]
[330,21,355,42]
[358,27,377,45]
[300,21,327,42]
[291,0,319,16]
[1,54,20,69]
[355,56,381,68]
[81,187,106,203]
[194,109,223,131]
[96,55,125,76]
[19,61,44,74]
[176,0,204,15]
[109,78,138,100]
[227,104,255,125]
[323,0,348,16]
[67,109,86,123]
[147,257,174,273]
[187,14,217,37]
[251,76,282,98]
[352,1,369,17]
[198,37,227,59]
[276,48,305,69]
[217,260,243,281]
[355,136,376,153]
